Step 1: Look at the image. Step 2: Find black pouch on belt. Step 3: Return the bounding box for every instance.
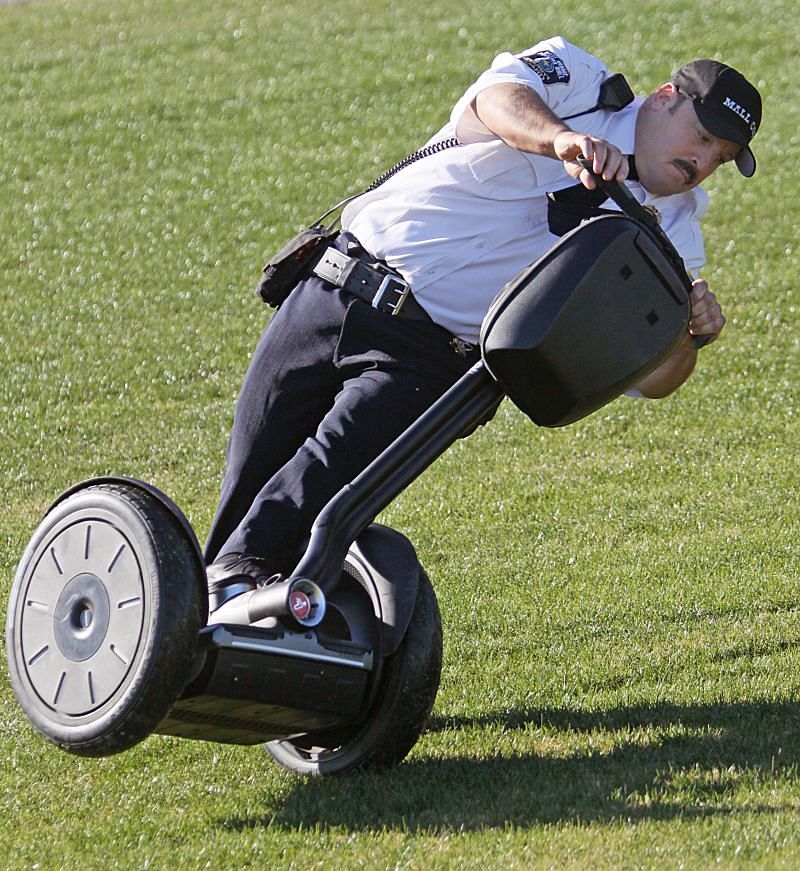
[256,224,340,307]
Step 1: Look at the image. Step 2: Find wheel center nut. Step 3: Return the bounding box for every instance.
[76,603,93,630]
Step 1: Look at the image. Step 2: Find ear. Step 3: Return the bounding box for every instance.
[650,81,679,111]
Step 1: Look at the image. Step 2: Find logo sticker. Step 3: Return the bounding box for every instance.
[290,591,311,620]
[521,51,570,85]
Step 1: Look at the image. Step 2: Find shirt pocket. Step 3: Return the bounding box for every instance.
[463,141,532,185]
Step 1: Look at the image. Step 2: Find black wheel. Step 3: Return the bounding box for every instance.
[5,481,205,756]
[265,566,442,775]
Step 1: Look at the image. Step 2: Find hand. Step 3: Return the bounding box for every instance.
[553,131,628,189]
[688,279,725,344]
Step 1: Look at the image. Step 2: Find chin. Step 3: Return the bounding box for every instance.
[639,170,684,197]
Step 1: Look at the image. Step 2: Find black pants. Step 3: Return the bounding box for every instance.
[204,267,487,576]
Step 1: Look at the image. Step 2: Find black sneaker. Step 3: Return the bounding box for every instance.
[206,552,281,610]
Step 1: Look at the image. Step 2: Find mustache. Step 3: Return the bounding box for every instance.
[673,159,697,184]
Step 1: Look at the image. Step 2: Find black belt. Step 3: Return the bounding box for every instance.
[312,245,431,321]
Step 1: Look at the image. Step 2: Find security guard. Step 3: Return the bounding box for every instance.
[205,35,762,594]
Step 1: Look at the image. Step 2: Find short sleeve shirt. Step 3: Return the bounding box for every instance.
[342,36,708,343]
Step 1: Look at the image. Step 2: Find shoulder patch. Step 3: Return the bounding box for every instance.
[521,51,570,85]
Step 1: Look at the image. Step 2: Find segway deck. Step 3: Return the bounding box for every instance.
[156,623,373,744]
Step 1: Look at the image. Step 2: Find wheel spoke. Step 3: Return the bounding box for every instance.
[107,544,126,573]
[50,547,64,576]
[52,672,67,706]
[26,644,50,667]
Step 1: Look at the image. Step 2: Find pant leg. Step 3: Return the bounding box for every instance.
[204,275,349,563]
[215,292,480,577]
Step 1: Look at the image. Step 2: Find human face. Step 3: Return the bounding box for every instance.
[634,84,743,196]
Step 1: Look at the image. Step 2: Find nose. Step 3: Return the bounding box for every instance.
[693,147,717,177]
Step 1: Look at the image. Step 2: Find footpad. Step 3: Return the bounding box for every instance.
[156,624,374,744]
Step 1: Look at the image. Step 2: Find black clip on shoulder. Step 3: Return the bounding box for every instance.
[577,157,710,350]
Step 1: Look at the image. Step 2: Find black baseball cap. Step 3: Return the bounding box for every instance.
[672,59,762,177]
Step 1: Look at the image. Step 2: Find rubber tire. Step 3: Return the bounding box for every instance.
[265,566,442,775]
[5,482,205,756]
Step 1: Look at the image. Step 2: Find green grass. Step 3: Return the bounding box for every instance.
[1,0,798,867]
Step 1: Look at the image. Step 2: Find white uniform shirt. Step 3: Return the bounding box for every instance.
[342,36,708,344]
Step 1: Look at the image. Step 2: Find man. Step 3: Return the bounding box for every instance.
[204,36,762,596]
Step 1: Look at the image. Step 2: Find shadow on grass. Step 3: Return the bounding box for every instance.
[219,698,800,832]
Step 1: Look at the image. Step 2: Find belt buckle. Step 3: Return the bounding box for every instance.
[450,337,474,358]
[372,274,410,316]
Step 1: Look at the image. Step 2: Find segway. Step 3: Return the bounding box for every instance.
[5,170,702,774]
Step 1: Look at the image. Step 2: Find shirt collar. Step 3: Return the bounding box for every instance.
[605,98,641,158]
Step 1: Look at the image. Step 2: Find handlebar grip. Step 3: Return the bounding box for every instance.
[576,157,655,226]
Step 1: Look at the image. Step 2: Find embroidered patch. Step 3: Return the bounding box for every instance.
[521,51,570,85]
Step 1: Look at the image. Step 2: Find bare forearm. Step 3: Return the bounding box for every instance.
[635,332,698,398]
[473,82,629,186]
[473,83,570,155]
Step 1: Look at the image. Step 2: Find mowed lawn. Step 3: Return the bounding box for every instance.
[1,0,798,868]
